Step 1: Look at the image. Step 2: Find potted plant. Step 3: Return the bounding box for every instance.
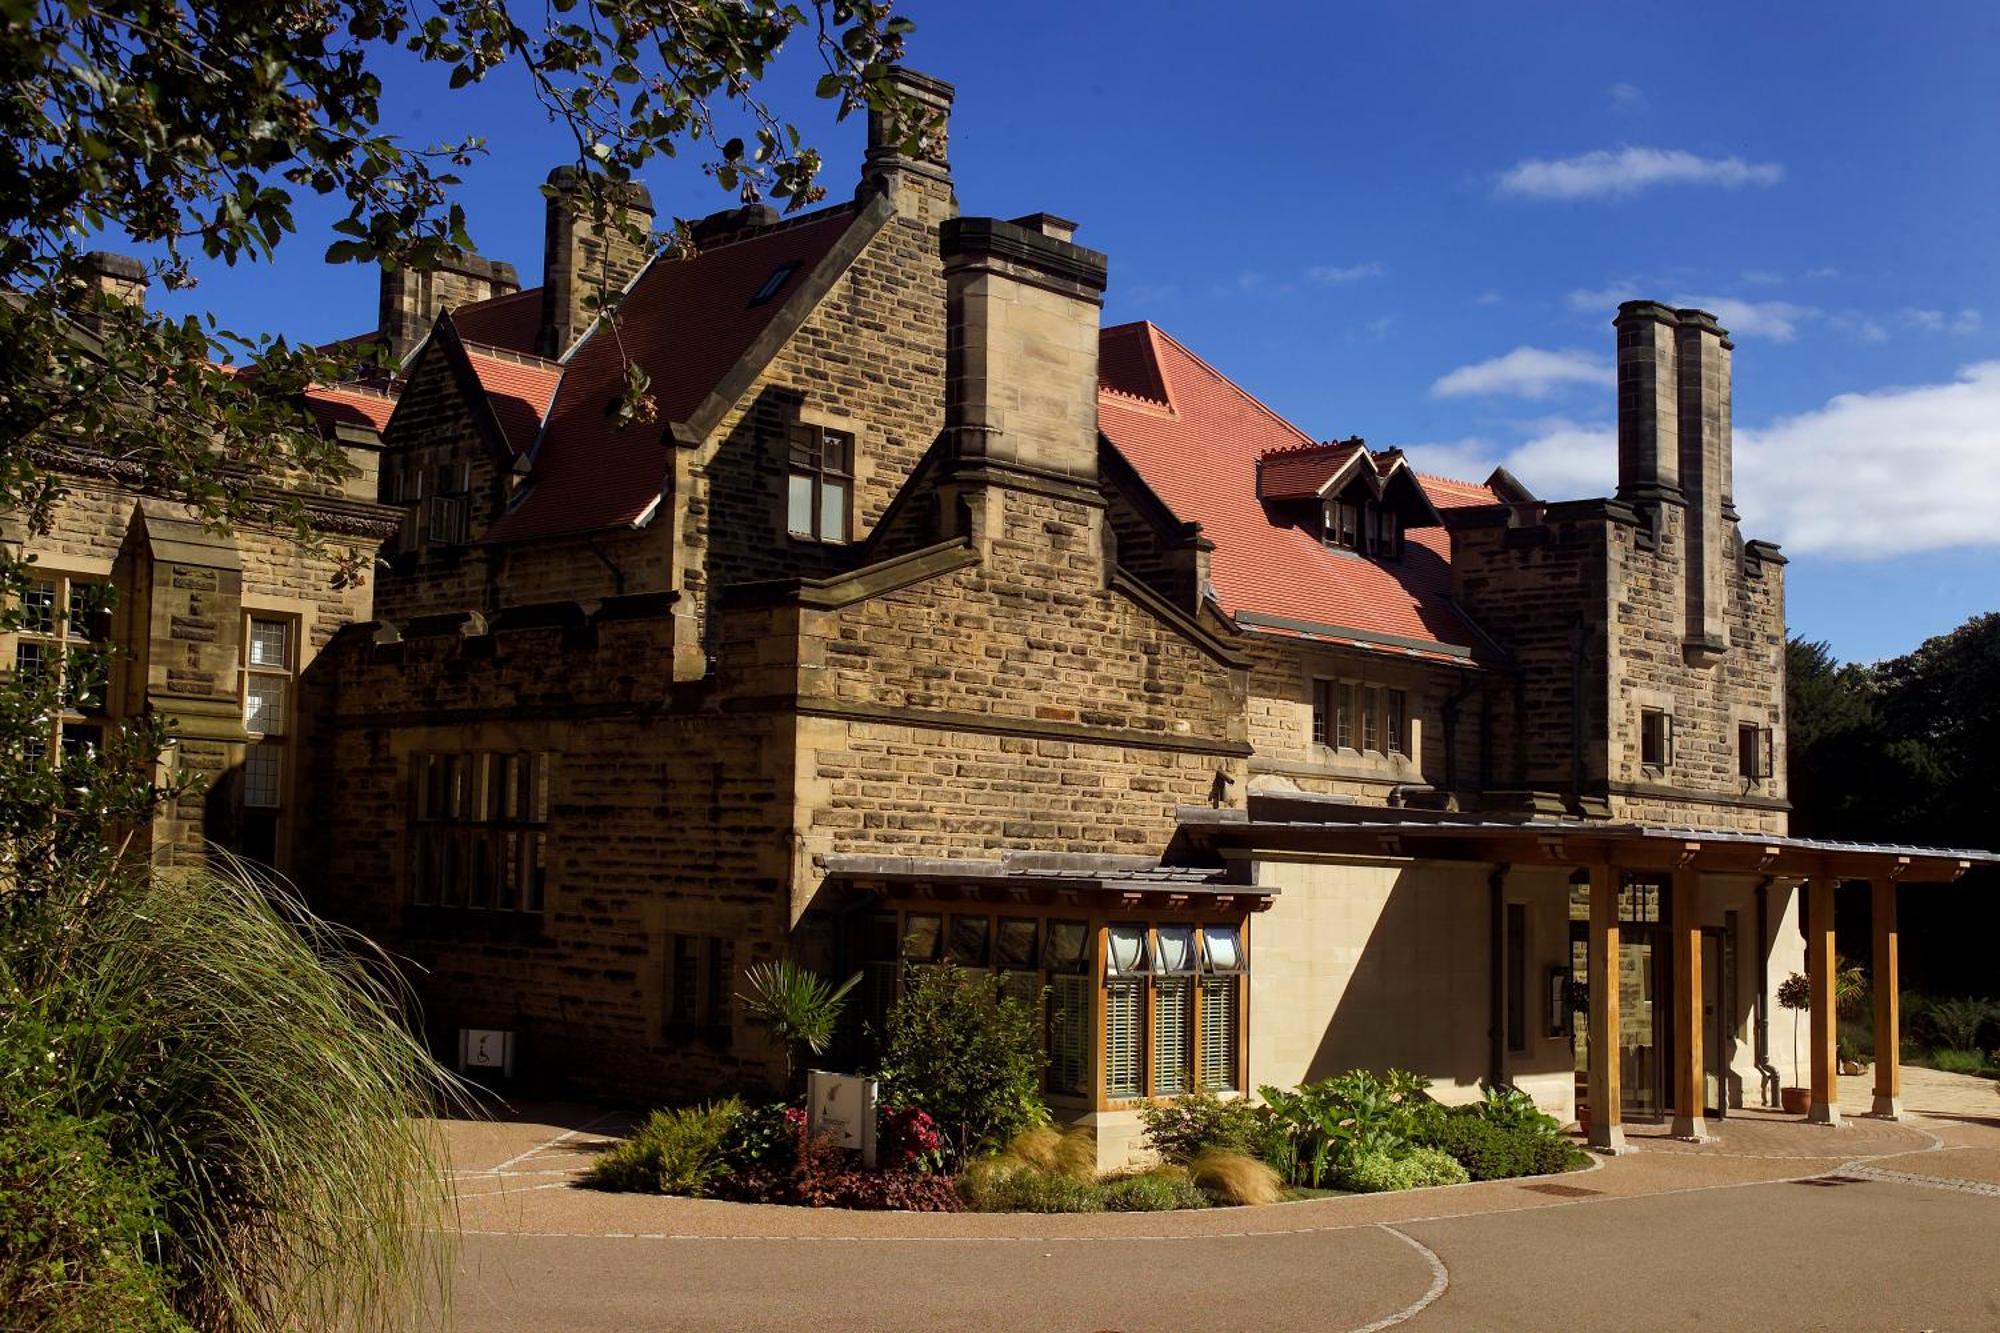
[1778,971,1812,1114]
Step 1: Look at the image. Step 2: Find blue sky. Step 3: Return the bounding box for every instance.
[153,1,2000,663]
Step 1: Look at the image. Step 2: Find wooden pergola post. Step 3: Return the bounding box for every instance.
[1670,867,1708,1141]
[1586,862,1627,1153]
[1805,876,1843,1127]
[1871,877,1902,1119]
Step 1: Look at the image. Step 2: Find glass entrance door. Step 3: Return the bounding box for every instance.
[1569,876,1669,1121]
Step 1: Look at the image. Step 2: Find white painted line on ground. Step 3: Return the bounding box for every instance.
[1347,1224,1450,1332]
[485,1112,622,1175]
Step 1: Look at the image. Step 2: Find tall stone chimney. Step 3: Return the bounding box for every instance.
[859,67,957,224]
[937,213,1107,550]
[79,251,149,307]
[1613,300,1681,505]
[377,251,520,365]
[537,167,656,360]
[1675,307,1733,665]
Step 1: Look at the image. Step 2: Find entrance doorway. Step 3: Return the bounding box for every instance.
[1570,876,1669,1122]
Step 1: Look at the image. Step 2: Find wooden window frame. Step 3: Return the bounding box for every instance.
[666,933,734,1041]
[1641,708,1674,770]
[410,749,553,913]
[785,423,854,544]
[868,904,1251,1111]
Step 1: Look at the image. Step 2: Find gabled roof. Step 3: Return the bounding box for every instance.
[1098,321,1507,662]
[451,286,544,356]
[486,204,865,543]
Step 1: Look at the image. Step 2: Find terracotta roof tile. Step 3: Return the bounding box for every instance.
[1098,321,1493,658]
[487,206,861,542]
[303,383,397,434]
[461,345,562,454]
[1256,441,1364,502]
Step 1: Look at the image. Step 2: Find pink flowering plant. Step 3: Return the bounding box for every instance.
[878,1105,946,1174]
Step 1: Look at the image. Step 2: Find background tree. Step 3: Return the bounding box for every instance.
[1787,615,2000,996]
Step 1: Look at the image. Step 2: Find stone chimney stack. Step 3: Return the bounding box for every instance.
[937,213,1107,549]
[1675,307,1733,665]
[537,167,656,360]
[1613,300,1682,505]
[80,251,149,307]
[377,251,521,365]
[859,67,957,224]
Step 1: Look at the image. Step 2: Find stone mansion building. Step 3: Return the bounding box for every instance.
[11,70,1989,1164]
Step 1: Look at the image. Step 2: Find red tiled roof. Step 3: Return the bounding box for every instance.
[461,345,561,454]
[1256,440,1365,502]
[487,206,861,543]
[452,286,544,356]
[304,383,397,435]
[1098,321,1497,658]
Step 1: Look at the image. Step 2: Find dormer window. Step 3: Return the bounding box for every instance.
[1322,497,1400,558]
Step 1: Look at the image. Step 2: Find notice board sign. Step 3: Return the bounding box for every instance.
[807,1069,878,1169]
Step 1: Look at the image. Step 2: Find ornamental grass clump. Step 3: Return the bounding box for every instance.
[1099,1166,1211,1213]
[1187,1148,1283,1206]
[0,856,467,1333]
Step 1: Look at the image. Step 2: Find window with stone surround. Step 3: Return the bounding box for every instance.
[786,423,852,542]
[1310,678,1410,758]
[239,615,294,863]
[1737,722,1773,781]
[410,750,552,912]
[666,934,733,1039]
[11,573,110,763]
[1641,708,1674,769]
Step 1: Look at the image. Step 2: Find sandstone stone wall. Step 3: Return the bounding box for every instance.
[1448,506,1614,797]
[3,477,390,870]
[1606,502,1787,833]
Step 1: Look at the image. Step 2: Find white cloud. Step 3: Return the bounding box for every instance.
[1496,147,1783,200]
[1306,262,1384,285]
[1674,295,1814,342]
[1472,289,1504,306]
[1609,83,1646,113]
[1735,363,2000,556]
[1898,307,1981,336]
[1418,367,2000,559]
[1431,347,1613,399]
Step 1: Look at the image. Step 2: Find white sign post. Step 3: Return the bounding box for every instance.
[806,1069,878,1169]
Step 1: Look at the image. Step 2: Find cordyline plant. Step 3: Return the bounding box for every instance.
[737,959,859,1092]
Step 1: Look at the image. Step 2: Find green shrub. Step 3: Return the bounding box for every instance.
[583,1100,742,1196]
[1918,998,1999,1052]
[0,860,464,1333]
[1470,1085,1563,1138]
[1923,1047,1990,1076]
[1258,1068,1432,1187]
[1138,1089,1277,1164]
[0,1110,187,1332]
[1099,1167,1212,1212]
[877,963,1048,1162]
[1415,1108,1589,1180]
[1338,1147,1469,1193]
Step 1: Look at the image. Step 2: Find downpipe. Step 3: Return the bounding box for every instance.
[1753,877,1781,1107]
